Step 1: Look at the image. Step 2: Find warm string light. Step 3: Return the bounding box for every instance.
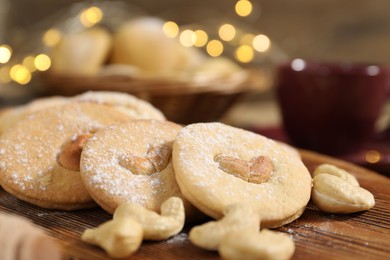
[0,6,103,86]
[235,45,254,63]
[253,34,271,52]
[0,44,12,64]
[235,0,253,17]
[193,30,208,47]
[43,28,62,47]
[163,20,271,62]
[365,150,381,164]
[1,53,51,85]
[10,64,31,85]
[179,30,196,47]
[80,6,103,28]
[34,54,51,71]
[162,21,179,38]
[3,2,272,86]
[219,24,236,41]
[206,40,224,57]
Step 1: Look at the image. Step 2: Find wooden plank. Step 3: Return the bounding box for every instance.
[0,149,389,259]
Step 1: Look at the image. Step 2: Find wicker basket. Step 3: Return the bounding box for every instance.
[40,69,271,124]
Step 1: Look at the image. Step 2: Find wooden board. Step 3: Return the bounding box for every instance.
[0,149,389,259]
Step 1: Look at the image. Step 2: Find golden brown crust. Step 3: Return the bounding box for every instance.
[0,103,131,210]
[0,96,69,135]
[172,122,312,228]
[72,91,166,120]
[80,120,198,219]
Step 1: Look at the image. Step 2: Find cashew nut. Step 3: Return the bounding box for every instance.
[219,229,295,260]
[189,203,260,251]
[81,218,143,259]
[215,155,273,184]
[313,164,359,186]
[312,173,375,213]
[113,196,185,240]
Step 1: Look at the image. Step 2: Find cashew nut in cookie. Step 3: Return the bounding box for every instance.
[79,120,199,221]
[172,122,312,228]
[0,103,131,211]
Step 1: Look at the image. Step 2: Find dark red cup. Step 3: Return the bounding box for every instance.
[276,59,390,155]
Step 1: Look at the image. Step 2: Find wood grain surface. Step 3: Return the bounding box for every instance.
[0,149,389,260]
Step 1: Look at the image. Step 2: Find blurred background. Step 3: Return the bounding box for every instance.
[2,0,390,98]
[0,0,389,172]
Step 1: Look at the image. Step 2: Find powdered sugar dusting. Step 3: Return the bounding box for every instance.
[81,120,183,211]
[73,91,165,120]
[174,122,312,220]
[0,103,132,205]
[166,233,188,244]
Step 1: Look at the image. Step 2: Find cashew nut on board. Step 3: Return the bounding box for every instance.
[81,218,143,259]
[313,163,360,186]
[189,203,260,250]
[311,164,375,213]
[113,196,185,240]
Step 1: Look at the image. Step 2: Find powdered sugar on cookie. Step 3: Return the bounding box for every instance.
[79,120,197,219]
[172,122,312,228]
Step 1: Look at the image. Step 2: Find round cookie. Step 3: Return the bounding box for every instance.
[0,96,69,135]
[73,91,165,120]
[172,122,312,228]
[0,103,132,210]
[80,120,195,217]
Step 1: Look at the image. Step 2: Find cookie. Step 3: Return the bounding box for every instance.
[73,91,165,120]
[0,91,165,136]
[80,120,196,218]
[0,103,131,210]
[172,122,312,228]
[0,96,69,135]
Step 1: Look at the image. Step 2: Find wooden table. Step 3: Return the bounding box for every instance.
[0,150,389,259]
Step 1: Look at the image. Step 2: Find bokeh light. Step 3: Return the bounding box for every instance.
[206,40,224,57]
[219,24,236,41]
[291,59,306,71]
[43,28,62,47]
[180,30,196,47]
[365,150,381,164]
[235,45,254,63]
[0,45,12,64]
[253,34,271,52]
[34,54,51,71]
[162,21,179,38]
[194,30,208,47]
[23,56,37,72]
[10,64,31,85]
[80,6,103,27]
[235,0,253,17]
